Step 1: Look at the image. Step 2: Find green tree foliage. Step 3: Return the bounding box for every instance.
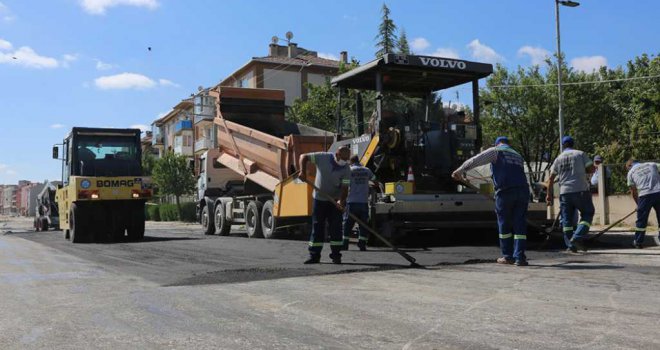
[152,151,195,217]
[141,151,156,176]
[375,3,397,58]
[481,53,660,191]
[397,28,410,55]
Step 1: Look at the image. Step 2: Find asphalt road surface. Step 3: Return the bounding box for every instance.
[1,216,659,349]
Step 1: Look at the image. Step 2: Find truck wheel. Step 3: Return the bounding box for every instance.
[261,200,277,239]
[70,204,87,243]
[214,202,231,236]
[127,203,145,242]
[202,205,215,235]
[245,201,264,238]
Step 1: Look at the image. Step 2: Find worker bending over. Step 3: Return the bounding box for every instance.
[452,136,530,266]
[546,136,595,252]
[625,159,660,248]
[299,146,351,264]
[342,155,377,251]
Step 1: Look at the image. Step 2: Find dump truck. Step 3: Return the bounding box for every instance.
[53,127,152,243]
[327,53,551,239]
[34,181,60,231]
[196,87,332,238]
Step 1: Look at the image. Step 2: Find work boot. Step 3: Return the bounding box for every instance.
[357,240,367,252]
[496,257,514,265]
[304,255,321,264]
[632,240,643,249]
[570,238,587,252]
[329,253,342,264]
[514,259,529,266]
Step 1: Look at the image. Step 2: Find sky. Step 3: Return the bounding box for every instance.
[0,0,658,184]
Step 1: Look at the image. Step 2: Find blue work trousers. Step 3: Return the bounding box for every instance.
[495,187,529,261]
[342,202,370,244]
[634,192,660,245]
[560,191,595,248]
[308,199,343,257]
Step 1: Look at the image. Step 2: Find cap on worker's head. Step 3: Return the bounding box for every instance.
[494,136,509,145]
[561,136,574,147]
[594,155,603,162]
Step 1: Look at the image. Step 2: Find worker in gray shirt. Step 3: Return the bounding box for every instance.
[299,146,351,264]
[626,159,660,248]
[546,136,595,252]
[342,155,378,251]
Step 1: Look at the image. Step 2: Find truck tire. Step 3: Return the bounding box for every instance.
[70,204,87,243]
[202,205,215,235]
[261,200,277,239]
[245,201,264,238]
[214,202,231,236]
[127,203,145,242]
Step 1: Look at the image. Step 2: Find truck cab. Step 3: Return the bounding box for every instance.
[197,149,244,200]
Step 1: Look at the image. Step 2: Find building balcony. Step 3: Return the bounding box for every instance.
[175,120,193,134]
[194,114,214,125]
[174,145,194,156]
[194,137,213,154]
[152,135,164,146]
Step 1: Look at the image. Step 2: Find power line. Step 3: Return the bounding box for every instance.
[489,74,660,89]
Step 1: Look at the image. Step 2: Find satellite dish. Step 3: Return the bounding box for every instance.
[271,36,279,44]
[285,31,294,41]
[197,86,204,92]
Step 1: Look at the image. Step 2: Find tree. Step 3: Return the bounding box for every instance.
[152,151,195,218]
[375,3,397,58]
[397,28,410,55]
[141,151,156,176]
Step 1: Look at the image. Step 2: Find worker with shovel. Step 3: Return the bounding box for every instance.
[625,159,660,248]
[452,136,530,266]
[342,155,378,251]
[546,136,595,253]
[299,146,352,264]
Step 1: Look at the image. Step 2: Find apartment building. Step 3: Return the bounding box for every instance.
[1,185,17,215]
[218,39,345,106]
[151,99,194,163]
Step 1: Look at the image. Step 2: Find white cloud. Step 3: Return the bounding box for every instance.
[0,46,59,69]
[79,0,159,15]
[0,163,16,176]
[0,2,15,22]
[429,47,460,59]
[517,46,551,66]
[411,37,430,52]
[50,124,65,129]
[61,53,79,68]
[0,38,12,51]
[5,169,17,175]
[130,124,150,132]
[95,59,116,70]
[94,72,156,90]
[158,78,179,87]
[317,52,339,61]
[570,55,608,72]
[467,39,504,64]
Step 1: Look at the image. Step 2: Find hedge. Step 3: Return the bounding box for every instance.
[146,202,196,222]
[146,204,160,222]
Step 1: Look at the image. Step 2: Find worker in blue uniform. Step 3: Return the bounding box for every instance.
[452,136,530,266]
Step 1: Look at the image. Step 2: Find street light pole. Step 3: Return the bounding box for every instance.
[555,0,565,152]
[554,0,579,152]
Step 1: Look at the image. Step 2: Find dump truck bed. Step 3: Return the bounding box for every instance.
[209,87,333,192]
